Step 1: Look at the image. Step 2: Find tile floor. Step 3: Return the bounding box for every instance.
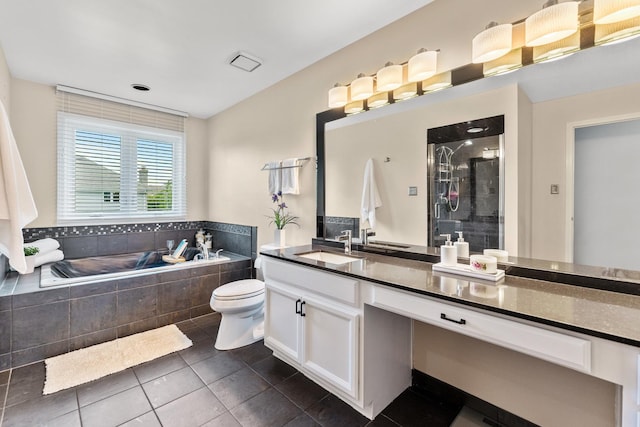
[0,313,460,427]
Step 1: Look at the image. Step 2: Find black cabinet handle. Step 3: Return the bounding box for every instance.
[300,301,306,317]
[440,313,466,325]
[295,299,301,314]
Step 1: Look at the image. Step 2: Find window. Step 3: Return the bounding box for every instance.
[57,112,186,224]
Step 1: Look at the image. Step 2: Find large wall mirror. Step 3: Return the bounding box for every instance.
[316,36,640,281]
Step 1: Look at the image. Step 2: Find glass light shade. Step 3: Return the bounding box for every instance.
[483,48,522,76]
[367,92,390,109]
[533,31,580,62]
[421,71,452,92]
[328,85,348,108]
[525,1,579,47]
[393,82,418,101]
[376,63,403,92]
[595,15,640,44]
[408,49,437,82]
[344,100,364,115]
[350,74,374,101]
[594,0,640,24]
[472,23,513,63]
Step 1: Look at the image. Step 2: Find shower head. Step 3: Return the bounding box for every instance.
[453,139,473,153]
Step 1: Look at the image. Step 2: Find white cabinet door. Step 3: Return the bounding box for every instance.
[301,296,359,399]
[264,285,301,362]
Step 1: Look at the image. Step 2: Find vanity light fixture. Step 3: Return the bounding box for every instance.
[407,49,438,82]
[483,48,523,76]
[328,83,348,108]
[350,73,374,101]
[393,82,418,101]
[595,15,640,45]
[594,0,640,24]
[533,30,580,62]
[367,92,390,109]
[472,22,513,63]
[376,62,403,92]
[421,71,452,92]
[525,0,579,47]
[344,99,365,115]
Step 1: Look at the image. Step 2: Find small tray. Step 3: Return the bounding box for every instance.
[162,255,186,264]
[432,262,505,282]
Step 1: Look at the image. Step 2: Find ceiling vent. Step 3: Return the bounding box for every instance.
[229,52,262,72]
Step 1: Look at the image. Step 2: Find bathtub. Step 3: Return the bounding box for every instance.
[39,250,231,288]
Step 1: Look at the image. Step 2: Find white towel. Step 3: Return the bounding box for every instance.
[24,238,60,255]
[0,100,38,274]
[361,158,382,229]
[33,249,64,268]
[281,158,300,195]
[268,161,281,194]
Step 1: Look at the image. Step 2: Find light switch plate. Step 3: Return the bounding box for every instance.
[550,184,559,194]
[408,186,418,196]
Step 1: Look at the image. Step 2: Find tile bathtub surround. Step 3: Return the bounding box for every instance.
[0,315,463,427]
[0,255,251,369]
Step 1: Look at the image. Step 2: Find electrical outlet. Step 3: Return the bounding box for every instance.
[408,186,418,196]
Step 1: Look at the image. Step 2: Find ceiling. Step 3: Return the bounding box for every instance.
[0,0,434,118]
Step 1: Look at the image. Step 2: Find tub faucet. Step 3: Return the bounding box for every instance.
[337,230,352,254]
[198,242,209,260]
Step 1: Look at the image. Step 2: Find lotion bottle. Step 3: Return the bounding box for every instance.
[454,231,469,258]
[439,234,457,266]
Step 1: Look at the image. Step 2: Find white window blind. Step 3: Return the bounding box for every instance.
[57,90,186,224]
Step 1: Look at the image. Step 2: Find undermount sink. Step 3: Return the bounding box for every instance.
[295,250,361,265]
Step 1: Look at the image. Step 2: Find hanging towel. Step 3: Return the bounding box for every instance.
[24,238,60,255]
[361,158,382,229]
[281,158,300,195]
[0,100,38,274]
[267,161,281,194]
[33,249,64,268]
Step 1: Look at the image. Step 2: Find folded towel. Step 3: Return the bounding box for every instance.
[33,249,64,268]
[268,161,281,194]
[24,238,60,255]
[281,158,300,195]
[361,158,382,229]
[0,100,38,274]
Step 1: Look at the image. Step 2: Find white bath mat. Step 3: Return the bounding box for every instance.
[43,324,192,395]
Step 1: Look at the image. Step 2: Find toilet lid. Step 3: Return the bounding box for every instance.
[213,279,264,299]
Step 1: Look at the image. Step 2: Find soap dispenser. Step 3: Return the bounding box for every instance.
[439,234,457,266]
[454,231,469,258]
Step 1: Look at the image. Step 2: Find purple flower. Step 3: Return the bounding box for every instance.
[277,191,282,196]
[279,202,287,209]
[272,194,279,203]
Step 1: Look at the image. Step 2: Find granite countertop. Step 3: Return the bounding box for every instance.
[260,245,640,348]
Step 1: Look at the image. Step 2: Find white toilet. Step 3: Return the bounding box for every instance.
[210,278,265,350]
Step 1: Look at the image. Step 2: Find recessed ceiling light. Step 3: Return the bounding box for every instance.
[229,52,262,72]
[131,84,150,91]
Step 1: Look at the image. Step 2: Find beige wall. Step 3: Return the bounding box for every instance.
[0,44,10,112]
[9,78,209,227]
[413,322,616,426]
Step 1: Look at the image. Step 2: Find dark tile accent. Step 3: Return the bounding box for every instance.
[0,368,9,385]
[190,312,221,331]
[156,268,192,284]
[11,340,69,367]
[189,264,220,278]
[69,281,117,298]
[220,269,251,285]
[284,414,322,427]
[230,388,302,427]
[5,362,45,407]
[12,301,69,350]
[0,310,11,354]
[77,368,139,407]
[70,293,117,337]
[69,328,117,351]
[157,308,191,326]
[142,366,205,408]
[117,286,157,325]
[12,287,69,309]
[190,274,219,307]
[0,294,11,311]
[155,230,180,252]
[119,411,162,427]
[116,273,159,291]
[209,367,270,409]
[0,353,10,371]
[251,355,298,386]
[97,233,128,256]
[2,388,78,427]
[134,353,188,384]
[381,389,459,427]
[79,386,152,427]
[276,372,330,410]
[45,410,83,427]
[230,340,273,366]
[157,279,192,315]
[126,232,156,253]
[117,317,158,338]
[64,236,98,259]
[305,394,369,427]
[213,231,253,259]
[179,342,219,366]
[155,387,227,427]
[191,304,213,318]
[191,352,245,385]
[220,259,251,272]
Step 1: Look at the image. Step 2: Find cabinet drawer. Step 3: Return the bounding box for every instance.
[263,259,359,305]
[373,286,591,373]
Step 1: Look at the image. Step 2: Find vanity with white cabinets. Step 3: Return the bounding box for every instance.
[260,246,640,426]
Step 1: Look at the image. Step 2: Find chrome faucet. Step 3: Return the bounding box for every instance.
[337,230,352,254]
[360,228,376,245]
[198,242,209,260]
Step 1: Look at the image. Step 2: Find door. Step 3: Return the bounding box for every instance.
[301,295,359,399]
[264,284,301,362]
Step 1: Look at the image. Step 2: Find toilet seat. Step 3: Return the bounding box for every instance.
[213,279,264,300]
